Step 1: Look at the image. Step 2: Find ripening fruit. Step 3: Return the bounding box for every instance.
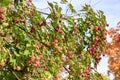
[0,14,5,20]
[30,26,36,33]
[61,57,67,62]
[29,0,32,2]
[35,61,40,66]
[52,39,58,45]
[35,56,40,61]
[16,66,21,71]
[96,57,102,64]
[44,67,49,71]
[27,2,31,6]
[31,56,35,62]
[71,32,74,36]
[52,41,56,45]
[98,26,102,31]
[54,51,59,55]
[58,29,63,34]
[94,37,99,41]
[0,8,5,14]
[73,26,78,31]
[33,63,38,67]
[13,19,20,23]
[54,74,60,79]
[54,39,58,43]
[6,25,11,29]
[67,51,72,55]
[84,69,89,74]
[37,44,43,49]
[94,26,99,31]
[103,36,106,40]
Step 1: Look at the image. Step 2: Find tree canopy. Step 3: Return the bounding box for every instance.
[0,0,107,80]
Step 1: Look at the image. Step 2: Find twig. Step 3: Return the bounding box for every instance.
[12,71,21,80]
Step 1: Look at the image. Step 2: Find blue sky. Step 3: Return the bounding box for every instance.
[33,0,120,79]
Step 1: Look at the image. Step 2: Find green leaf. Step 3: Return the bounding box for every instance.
[0,0,11,7]
[10,56,16,66]
[14,51,20,57]
[68,4,76,13]
[60,0,68,4]
[48,2,54,10]
[24,50,30,55]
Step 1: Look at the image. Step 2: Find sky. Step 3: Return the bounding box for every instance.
[33,0,120,80]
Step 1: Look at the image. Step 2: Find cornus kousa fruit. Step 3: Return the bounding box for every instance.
[54,51,59,55]
[52,39,58,45]
[54,74,60,80]
[98,26,102,31]
[0,14,5,20]
[44,67,49,71]
[96,57,102,64]
[73,26,78,31]
[29,0,32,2]
[26,1,31,6]
[13,18,20,23]
[94,26,99,31]
[67,51,72,55]
[61,57,67,62]
[28,56,40,67]
[30,26,36,33]
[0,8,5,14]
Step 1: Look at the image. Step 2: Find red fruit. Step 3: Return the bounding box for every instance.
[29,0,32,2]
[27,2,31,6]
[13,19,20,23]
[94,37,99,41]
[6,25,11,29]
[58,29,63,34]
[67,51,72,55]
[96,57,102,64]
[10,7,14,11]
[28,60,32,64]
[33,63,38,67]
[74,26,78,31]
[30,26,36,33]
[61,57,67,62]
[54,74,60,79]
[84,69,89,74]
[44,67,49,71]
[21,19,26,24]
[37,44,43,49]
[22,78,26,80]
[82,73,87,77]
[103,36,106,40]
[35,61,40,65]
[35,56,40,61]
[89,46,95,54]
[52,41,56,45]
[71,32,74,36]
[54,39,58,43]
[94,26,99,31]
[0,14,5,20]
[0,8,5,14]
[98,26,102,31]
[38,21,45,26]
[54,51,59,55]
[31,56,35,62]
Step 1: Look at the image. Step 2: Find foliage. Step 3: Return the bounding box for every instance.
[105,22,120,80]
[0,0,107,80]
